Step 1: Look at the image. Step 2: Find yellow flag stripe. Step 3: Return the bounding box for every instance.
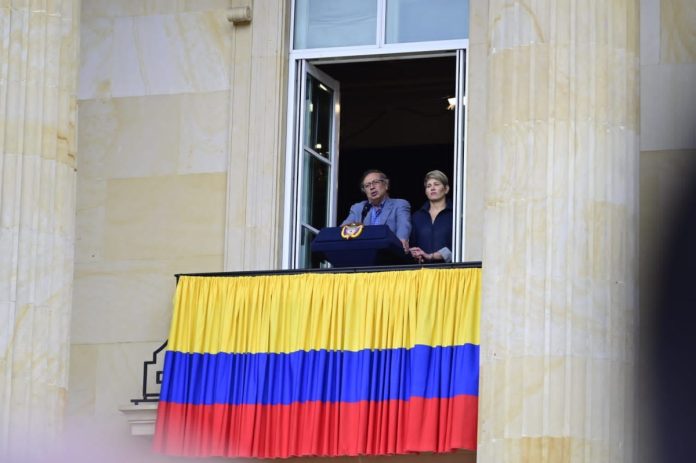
[167,268,481,354]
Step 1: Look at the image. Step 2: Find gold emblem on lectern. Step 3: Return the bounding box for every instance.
[340,223,364,239]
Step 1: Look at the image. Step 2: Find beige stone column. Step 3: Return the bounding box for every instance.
[478,0,639,461]
[224,0,289,271]
[0,0,80,457]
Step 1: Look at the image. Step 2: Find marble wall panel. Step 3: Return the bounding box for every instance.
[661,0,696,64]
[78,18,116,100]
[75,148,107,263]
[72,260,176,344]
[480,355,633,458]
[76,98,114,179]
[78,10,231,99]
[93,341,164,415]
[72,1,235,446]
[65,342,174,462]
[641,64,696,151]
[66,344,99,417]
[464,39,487,262]
[82,0,234,20]
[57,416,173,462]
[178,92,229,174]
[78,92,229,179]
[102,173,226,260]
[72,255,222,344]
[640,0,696,151]
[102,95,181,178]
[469,0,488,46]
[641,0,660,65]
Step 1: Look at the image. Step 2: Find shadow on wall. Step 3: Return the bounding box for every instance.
[649,160,696,463]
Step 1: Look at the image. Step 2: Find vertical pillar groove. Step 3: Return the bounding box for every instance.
[478,0,639,461]
[224,0,289,271]
[0,0,80,458]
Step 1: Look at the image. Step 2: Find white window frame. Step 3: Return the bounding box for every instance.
[282,0,470,268]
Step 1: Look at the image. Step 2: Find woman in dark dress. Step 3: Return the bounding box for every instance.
[409,170,453,263]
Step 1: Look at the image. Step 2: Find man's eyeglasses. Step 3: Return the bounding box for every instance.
[362,179,385,189]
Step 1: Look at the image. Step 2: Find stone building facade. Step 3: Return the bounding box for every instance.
[1,0,695,461]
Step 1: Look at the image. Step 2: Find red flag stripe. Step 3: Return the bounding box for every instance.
[153,395,478,458]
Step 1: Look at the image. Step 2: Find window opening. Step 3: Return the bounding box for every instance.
[317,57,456,222]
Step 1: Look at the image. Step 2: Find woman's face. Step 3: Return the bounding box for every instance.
[425,179,449,202]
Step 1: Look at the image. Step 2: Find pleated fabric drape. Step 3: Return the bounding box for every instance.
[153,267,480,458]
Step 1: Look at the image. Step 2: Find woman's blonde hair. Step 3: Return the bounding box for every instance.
[424,170,449,187]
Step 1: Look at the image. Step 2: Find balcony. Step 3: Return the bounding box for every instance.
[122,262,481,458]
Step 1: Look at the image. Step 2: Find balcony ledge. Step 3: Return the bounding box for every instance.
[119,402,158,436]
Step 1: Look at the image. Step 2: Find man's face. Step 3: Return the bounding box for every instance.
[362,172,388,205]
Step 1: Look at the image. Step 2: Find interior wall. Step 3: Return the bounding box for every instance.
[69,0,232,447]
[318,57,456,218]
[638,0,696,461]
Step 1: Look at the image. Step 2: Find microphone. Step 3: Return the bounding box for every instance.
[360,202,371,223]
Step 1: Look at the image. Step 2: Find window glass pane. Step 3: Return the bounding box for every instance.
[301,153,329,231]
[304,75,333,159]
[386,0,469,44]
[294,0,378,49]
[299,226,322,268]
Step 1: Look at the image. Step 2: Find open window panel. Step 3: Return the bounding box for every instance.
[294,62,341,269]
[292,53,465,269]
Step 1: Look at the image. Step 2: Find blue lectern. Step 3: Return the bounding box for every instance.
[311,225,411,267]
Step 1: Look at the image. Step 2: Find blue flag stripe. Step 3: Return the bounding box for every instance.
[160,344,479,406]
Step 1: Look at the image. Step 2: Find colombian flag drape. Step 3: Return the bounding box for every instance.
[153,267,480,458]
